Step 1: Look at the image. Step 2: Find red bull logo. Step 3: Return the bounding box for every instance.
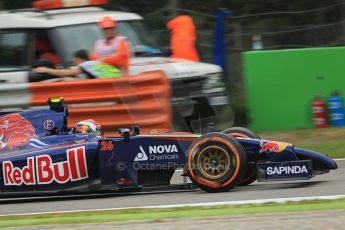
[0,113,36,150]
[2,146,88,186]
[259,141,292,153]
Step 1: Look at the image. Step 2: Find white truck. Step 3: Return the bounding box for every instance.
[0,1,232,131]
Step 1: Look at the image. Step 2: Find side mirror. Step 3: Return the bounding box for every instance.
[132,125,140,136]
[119,128,130,141]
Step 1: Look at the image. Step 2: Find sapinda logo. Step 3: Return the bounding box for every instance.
[266,165,308,176]
[2,146,88,186]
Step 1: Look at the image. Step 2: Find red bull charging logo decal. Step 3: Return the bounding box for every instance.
[2,146,88,186]
[259,141,292,153]
[0,113,36,150]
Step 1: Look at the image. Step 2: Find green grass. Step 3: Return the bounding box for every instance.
[298,141,345,159]
[259,126,345,158]
[1,198,345,228]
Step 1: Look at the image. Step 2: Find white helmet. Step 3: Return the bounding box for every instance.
[75,119,104,137]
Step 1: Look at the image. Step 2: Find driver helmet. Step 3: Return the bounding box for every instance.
[75,119,104,137]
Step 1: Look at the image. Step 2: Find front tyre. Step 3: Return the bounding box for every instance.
[186,132,247,193]
[222,127,260,186]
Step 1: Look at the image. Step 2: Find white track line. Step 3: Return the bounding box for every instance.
[335,158,345,161]
[0,194,344,217]
[0,160,343,217]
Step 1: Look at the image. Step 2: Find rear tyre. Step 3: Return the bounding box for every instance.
[222,127,260,186]
[222,127,260,139]
[186,132,247,193]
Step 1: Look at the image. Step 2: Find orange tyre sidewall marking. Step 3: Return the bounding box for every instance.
[226,131,257,184]
[227,132,249,138]
[188,138,208,182]
[187,136,241,189]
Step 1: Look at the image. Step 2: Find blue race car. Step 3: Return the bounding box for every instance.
[0,98,338,194]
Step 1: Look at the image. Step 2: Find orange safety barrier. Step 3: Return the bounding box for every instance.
[29,71,172,135]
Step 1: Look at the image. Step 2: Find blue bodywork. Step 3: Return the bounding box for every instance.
[0,107,338,194]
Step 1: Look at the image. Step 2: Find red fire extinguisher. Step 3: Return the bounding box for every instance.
[312,95,328,128]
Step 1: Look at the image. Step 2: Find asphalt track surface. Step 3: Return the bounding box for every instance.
[0,160,344,216]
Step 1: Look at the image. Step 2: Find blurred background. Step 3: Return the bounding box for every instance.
[1,0,345,131]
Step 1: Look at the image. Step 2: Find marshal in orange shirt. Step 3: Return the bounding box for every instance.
[167,15,200,62]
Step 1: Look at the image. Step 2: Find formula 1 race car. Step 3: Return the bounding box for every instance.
[0,98,338,194]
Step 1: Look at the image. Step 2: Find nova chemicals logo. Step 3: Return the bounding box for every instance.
[149,145,178,154]
[134,145,179,161]
[134,146,148,161]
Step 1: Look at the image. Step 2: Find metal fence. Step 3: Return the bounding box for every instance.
[123,2,345,102]
[225,2,345,100]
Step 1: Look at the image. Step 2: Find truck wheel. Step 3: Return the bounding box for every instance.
[187,132,247,193]
[222,127,260,186]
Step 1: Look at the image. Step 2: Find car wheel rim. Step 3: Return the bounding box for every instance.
[197,146,231,180]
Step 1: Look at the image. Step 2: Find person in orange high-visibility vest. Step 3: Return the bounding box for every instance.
[91,16,131,74]
[167,11,200,62]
